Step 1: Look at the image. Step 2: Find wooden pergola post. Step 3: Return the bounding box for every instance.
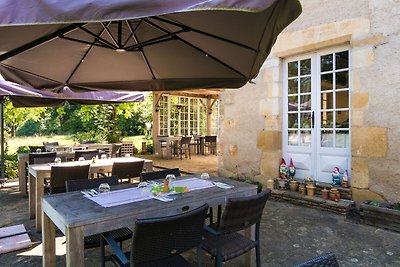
[153,93,161,155]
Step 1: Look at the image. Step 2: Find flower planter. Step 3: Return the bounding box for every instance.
[306,184,316,197]
[360,201,400,233]
[289,180,299,192]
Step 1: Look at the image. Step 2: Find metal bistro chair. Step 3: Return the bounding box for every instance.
[139,168,181,182]
[293,252,339,267]
[74,149,99,161]
[65,176,133,250]
[49,164,90,194]
[202,189,271,267]
[173,136,192,160]
[204,136,217,155]
[112,160,145,183]
[100,204,209,267]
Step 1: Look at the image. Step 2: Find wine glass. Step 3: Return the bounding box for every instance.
[98,183,110,193]
[166,174,176,191]
[78,156,85,161]
[54,157,61,164]
[200,173,210,180]
[100,154,107,160]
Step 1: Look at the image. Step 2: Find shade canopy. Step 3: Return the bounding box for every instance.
[0,0,301,92]
[0,79,144,107]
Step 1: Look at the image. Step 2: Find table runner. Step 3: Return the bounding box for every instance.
[86,177,215,208]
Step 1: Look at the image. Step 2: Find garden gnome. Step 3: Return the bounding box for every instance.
[279,158,288,179]
[288,158,296,179]
[342,170,349,187]
[331,167,341,186]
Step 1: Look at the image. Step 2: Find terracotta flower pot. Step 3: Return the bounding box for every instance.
[289,180,299,192]
[298,183,306,195]
[306,184,316,197]
[321,188,329,200]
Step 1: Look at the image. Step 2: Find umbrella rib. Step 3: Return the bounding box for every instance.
[0,24,83,62]
[101,22,119,48]
[131,33,156,80]
[152,16,258,53]
[123,20,142,47]
[125,29,185,51]
[75,24,117,49]
[144,19,247,78]
[59,35,111,49]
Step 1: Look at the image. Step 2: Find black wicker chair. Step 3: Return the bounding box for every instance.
[65,176,133,250]
[28,145,46,153]
[49,164,90,194]
[139,168,181,182]
[293,252,339,267]
[202,189,271,267]
[74,149,99,161]
[28,152,56,165]
[204,136,217,155]
[100,204,209,267]
[112,160,145,183]
[172,136,192,160]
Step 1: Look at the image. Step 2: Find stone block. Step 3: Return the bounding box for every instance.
[351,157,369,189]
[352,92,369,109]
[257,131,282,152]
[352,47,374,68]
[260,151,281,178]
[228,144,238,156]
[352,127,387,157]
[351,110,364,127]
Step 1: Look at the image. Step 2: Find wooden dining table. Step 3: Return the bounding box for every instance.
[29,157,153,232]
[41,175,257,266]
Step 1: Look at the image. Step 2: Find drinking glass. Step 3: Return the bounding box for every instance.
[36,148,42,153]
[125,153,131,158]
[78,157,85,161]
[201,173,210,180]
[166,174,176,191]
[98,183,110,193]
[100,154,107,159]
[54,157,62,164]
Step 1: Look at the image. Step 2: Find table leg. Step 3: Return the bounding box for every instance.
[18,159,27,195]
[200,137,205,155]
[36,173,44,232]
[29,173,36,219]
[66,226,84,267]
[42,212,56,267]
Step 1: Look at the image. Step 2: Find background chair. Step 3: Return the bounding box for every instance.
[119,142,134,157]
[49,164,90,194]
[74,149,99,161]
[65,176,133,250]
[140,168,181,182]
[157,135,170,158]
[28,152,56,165]
[111,160,144,183]
[204,136,217,155]
[29,145,46,153]
[202,189,271,267]
[80,140,97,144]
[101,204,209,267]
[293,252,339,267]
[43,141,59,146]
[111,143,122,158]
[173,136,192,160]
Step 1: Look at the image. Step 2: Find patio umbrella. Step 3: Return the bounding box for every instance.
[0,0,301,92]
[0,79,145,178]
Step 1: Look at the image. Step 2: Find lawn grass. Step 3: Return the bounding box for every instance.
[6,135,152,154]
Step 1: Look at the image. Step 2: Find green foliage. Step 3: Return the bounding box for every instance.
[17,146,30,154]
[16,119,41,136]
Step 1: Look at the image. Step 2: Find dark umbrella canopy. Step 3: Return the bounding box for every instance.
[0,0,301,92]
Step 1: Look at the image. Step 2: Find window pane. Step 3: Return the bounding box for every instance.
[300,59,311,75]
[288,114,298,128]
[336,111,349,128]
[288,61,298,77]
[300,112,312,128]
[321,130,334,147]
[288,96,298,111]
[321,111,333,128]
[321,54,333,72]
[336,71,349,89]
[336,130,349,148]
[321,73,333,91]
[300,77,311,93]
[300,130,312,147]
[335,51,349,70]
[336,91,349,108]
[288,130,298,146]
[300,95,311,111]
[321,92,334,110]
[288,78,298,94]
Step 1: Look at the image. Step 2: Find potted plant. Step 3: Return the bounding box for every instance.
[289,179,299,192]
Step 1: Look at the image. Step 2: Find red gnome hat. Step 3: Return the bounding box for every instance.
[290,158,294,167]
[281,158,286,165]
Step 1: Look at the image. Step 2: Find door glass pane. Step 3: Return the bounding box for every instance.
[336,111,349,128]
[336,130,349,148]
[321,111,333,128]
[336,71,349,89]
[288,61,298,77]
[321,92,334,110]
[321,54,333,72]
[321,130,334,147]
[300,95,311,111]
[288,96,298,111]
[288,130,299,145]
[300,77,311,93]
[300,130,312,146]
[300,59,311,75]
[336,91,349,108]
[288,78,298,94]
[321,74,333,91]
[300,112,312,128]
[288,114,298,128]
[336,51,349,70]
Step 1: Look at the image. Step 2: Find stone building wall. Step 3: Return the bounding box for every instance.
[218,0,400,202]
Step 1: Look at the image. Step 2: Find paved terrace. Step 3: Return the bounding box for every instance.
[0,154,399,266]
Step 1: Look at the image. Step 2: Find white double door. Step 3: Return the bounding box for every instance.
[282,48,351,183]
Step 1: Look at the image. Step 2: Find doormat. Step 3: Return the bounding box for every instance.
[0,224,32,254]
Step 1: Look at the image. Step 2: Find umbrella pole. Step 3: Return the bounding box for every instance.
[0,96,4,179]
